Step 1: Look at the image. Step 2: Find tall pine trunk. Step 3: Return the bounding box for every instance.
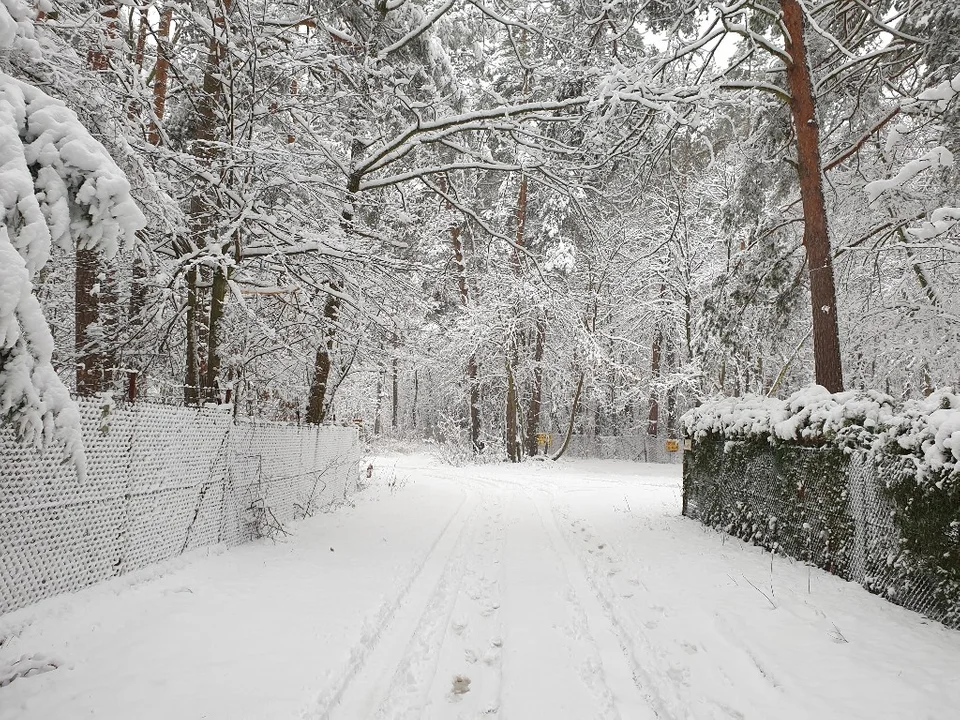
[781,0,844,392]
[75,3,119,396]
[147,6,172,147]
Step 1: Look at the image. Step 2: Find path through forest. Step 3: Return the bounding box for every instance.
[2,455,959,719]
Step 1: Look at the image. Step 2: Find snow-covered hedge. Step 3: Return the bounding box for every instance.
[680,386,960,482]
[681,386,960,627]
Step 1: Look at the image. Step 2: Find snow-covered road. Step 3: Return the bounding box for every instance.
[2,455,960,719]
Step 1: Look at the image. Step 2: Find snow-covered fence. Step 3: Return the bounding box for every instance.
[568,434,683,464]
[0,400,360,615]
[680,387,960,628]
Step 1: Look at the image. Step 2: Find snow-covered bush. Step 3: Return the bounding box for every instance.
[874,389,960,481]
[0,2,145,477]
[679,385,894,448]
[681,386,960,482]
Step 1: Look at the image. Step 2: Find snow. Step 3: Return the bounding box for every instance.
[878,389,960,480]
[2,455,959,719]
[0,0,40,56]
[906,206,960,241]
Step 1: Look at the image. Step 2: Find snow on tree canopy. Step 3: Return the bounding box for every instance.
[0,5,145,479]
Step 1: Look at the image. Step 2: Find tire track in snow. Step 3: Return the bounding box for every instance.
[554,504,790,720]
[371,507,477,720]
[301,487,475,720]
[526,488,661,720]
[548,505,685,719]
[419,492,506,719]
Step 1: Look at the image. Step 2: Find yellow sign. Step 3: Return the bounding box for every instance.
[537,433,553,447]
[666,439,680,452]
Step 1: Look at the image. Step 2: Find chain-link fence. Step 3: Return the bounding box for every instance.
[683,439,955,628]
[568,434,683,464]
[0,400,361,615]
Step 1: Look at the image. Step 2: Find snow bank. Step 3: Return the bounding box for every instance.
[683,388,960,626]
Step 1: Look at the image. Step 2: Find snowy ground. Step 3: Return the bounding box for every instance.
[2,454,960,720]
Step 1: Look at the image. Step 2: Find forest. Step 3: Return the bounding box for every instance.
[2,0,959,462]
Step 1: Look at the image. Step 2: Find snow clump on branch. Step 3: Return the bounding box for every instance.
[866,71,960,238]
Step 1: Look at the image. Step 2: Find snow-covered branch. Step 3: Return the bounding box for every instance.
[0,10,144,476]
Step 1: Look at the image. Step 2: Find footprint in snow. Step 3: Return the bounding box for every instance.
[451,675,472,696]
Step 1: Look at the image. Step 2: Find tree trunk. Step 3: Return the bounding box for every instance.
[75,247,103,396]
[647,325,663,436]
[134,6,148,70]
[467,355,482,452]
[666,338,677,437]
[552,372,585,461]
[512,174,528,272]
[147,6,173,146]
[411,369,418,430]
[75,3,118,396]
[374,366,384,435]
[306,148,363,423]
[525,314,546,456]
[204,264,229,402]
[505,174,528,460]
[505,356,521,462]
[391,354,399,429]
[184,265,202,405]
[306,291,340,423]
[443,173,483,451]
[781,0,844,392]
[185,0,233,404]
